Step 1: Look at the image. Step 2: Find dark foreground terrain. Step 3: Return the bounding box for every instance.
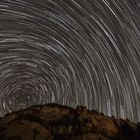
[0,104,140,140]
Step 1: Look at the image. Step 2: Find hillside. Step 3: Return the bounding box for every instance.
[0,103,139,140]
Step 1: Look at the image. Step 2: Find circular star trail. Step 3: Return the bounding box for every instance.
[0,0,140,122]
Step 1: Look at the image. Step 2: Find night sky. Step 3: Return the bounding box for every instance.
[0,0,140,122]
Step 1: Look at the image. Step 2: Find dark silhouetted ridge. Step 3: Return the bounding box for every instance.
[0,103,139,140]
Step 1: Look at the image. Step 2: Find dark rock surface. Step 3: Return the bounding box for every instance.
[0,103,139,140]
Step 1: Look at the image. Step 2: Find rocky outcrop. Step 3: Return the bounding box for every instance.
[0,103,139,140]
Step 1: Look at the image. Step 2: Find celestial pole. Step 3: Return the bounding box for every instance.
[0,0,140,122]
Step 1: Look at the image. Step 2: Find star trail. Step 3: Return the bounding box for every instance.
[0,0,140,122]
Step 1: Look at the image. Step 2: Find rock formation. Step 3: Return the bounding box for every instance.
[0,103,139,140]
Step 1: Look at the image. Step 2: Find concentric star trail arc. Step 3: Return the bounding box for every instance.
[0,0,140,122]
